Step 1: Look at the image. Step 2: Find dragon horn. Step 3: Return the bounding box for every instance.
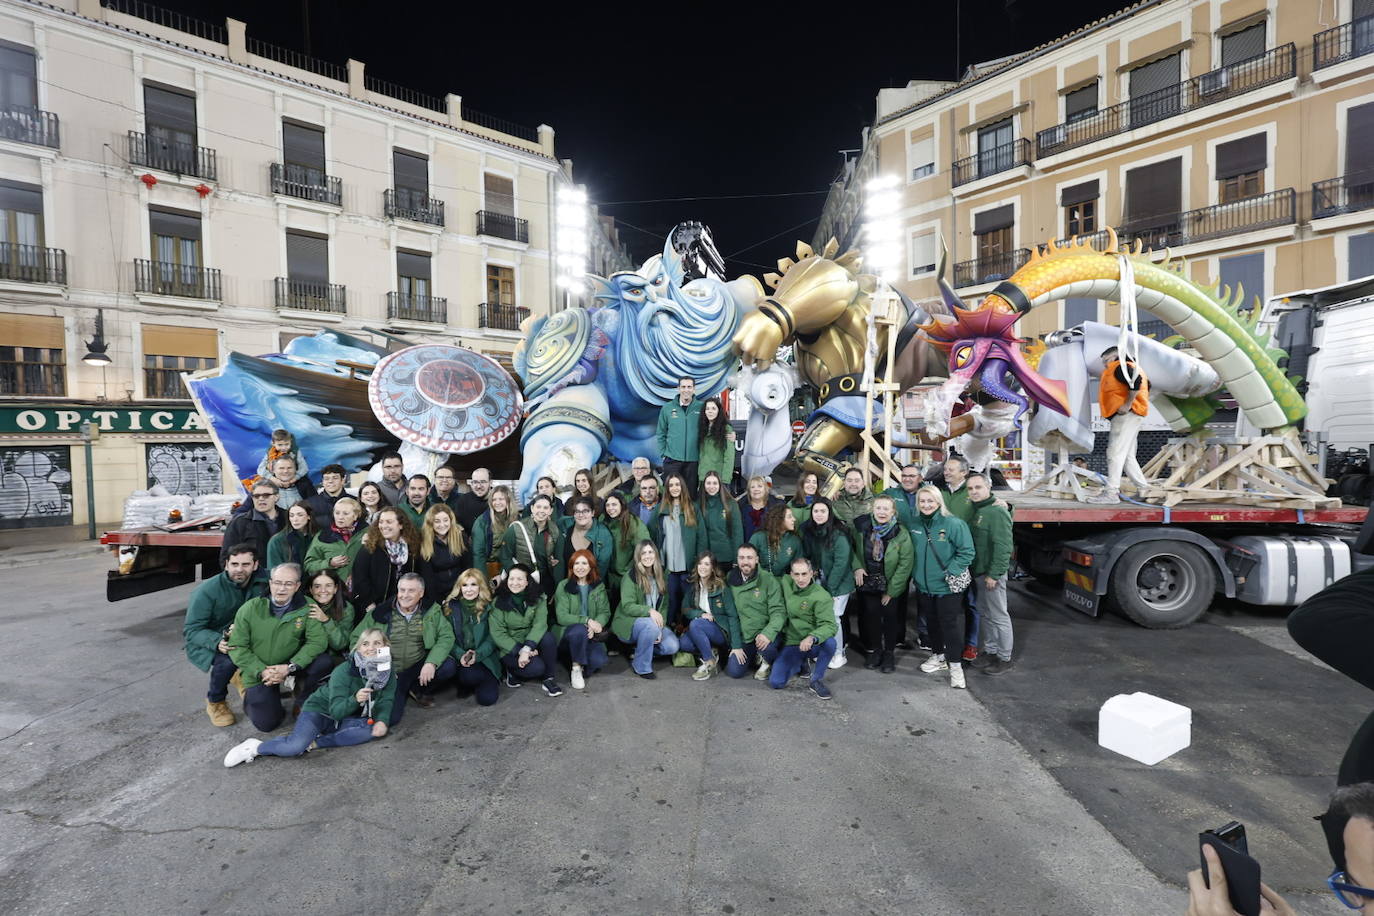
[936,235,966,313]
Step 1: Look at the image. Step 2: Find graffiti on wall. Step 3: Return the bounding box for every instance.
[0,446,73,528]
[146,443,221,496]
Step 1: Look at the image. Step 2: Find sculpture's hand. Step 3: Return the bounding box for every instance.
[732,315,784,368]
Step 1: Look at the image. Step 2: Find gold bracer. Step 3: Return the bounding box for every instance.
[732,241,864,366]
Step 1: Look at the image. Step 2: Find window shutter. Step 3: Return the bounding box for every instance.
[1347,102,1374,175]
[1125,158,1182,222]
[910,136,934,167]
[1221,22,1266,67]
[1065,83,1097,121]
[0,179,41,213]
[393,149,429,192]
[1129,54,1180,99]
[286,231,329,284]
[142,324,217,358]
[0,44,36,109]
[910,233,936,273]
[484,173,515,215]
[144,84,197,134]
[149,208,201,241]
[1060,179,1099,207]
[282,122,325,169]
[397,250,431,281]
[1216,134,1266,180]
[1219,252,1265,311]
[0,312,61,348]
[974,204,1014,235]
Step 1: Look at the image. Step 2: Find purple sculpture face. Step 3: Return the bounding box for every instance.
[945,336,1071,425]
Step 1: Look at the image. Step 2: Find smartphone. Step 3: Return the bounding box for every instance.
[1199,821,1262,916]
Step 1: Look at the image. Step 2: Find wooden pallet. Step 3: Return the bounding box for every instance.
[1135,433,1339,509]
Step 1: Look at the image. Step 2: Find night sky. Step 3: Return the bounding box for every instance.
[151,0,1129,278]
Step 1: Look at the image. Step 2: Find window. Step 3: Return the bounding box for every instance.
[0,313,63,396]
[0,180,43,274]
[909,231,936,276]
[286,230,328,285]
[1065,83,1098,123]
[143,83,198,172]
[1125,158,1183,245]
[1351,233,1374,280]
[1218,252,1265,313]
[142,324,216,400]
[397,250,431,300]
[279,120,331,199]
[1346,102,1374,201]
[484,173,514,216]
[0,445,72,528]
[394,149,428,198]
[909,135,935,181]
[1063,298,1099,327]
[278,331,310,352]
[1061,180,1099,237]
[0,43,36,110]
[976,118,1014,177]
[283,121,325,172]
[486,264,515,306]
[1220,22,1266,67]
[1216,134,1265,203]
[973,204,1014,263]
[1129,53,1181,126]
[148,208,205,296]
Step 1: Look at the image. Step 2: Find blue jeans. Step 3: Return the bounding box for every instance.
[390,656,459,726]
[629,616,680,674]
[724,640,781,678]
[769,638,837,689]
[257,709,375,757]
[964,585,980,649]
[501,631,559,681]
[242,654,336,732]
[561,624,609,672]
[685,617,727,660]
[456,663,500,706]
[207,651,237,702]
[666,571,687,628]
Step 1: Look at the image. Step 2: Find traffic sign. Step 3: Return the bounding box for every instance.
[791,420,806,436]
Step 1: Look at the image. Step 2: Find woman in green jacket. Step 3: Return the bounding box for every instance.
[851,494,915,674]
[680,552,742,681]
[266,503,317,570]
[611,540,681,679]
[788,471,821,528]
[446,568,501,707]
[488,564,562,696]
[749,502,803,577]
[601,492,649,608]
[801,496,853,669]
[305,568,356,651]
[304,497,367,589]
[554,549,612,690]
[648,474,701,628]
[471,485,517,580]
[696,397,736,493]
[697,470,743,574]
[222,627,394,767]
[910,486,975,688]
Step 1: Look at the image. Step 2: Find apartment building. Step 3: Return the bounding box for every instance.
[817,0,1374,348]
[0,0,597,532]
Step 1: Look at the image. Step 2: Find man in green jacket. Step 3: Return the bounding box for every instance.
[184,543,268,727]
[227,562,332,732]
[768,557,839,699]
[726,544,786,680]
[832,467,874,526]
[397,474,432,529]
[967,472,1015,675]
[881,464,924,530]
[656,376,703,496]
[351,573,457,724]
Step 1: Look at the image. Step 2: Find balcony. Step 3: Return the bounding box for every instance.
[134,259,221,300]
[387,291,447,324]
[384,188,444,227]
[1314,16,1374,69]
[1036,44,1297,158]
[1116,188,1297,251]
[270,163,341,206]
[128,130,217,181]
[953,249,1031,288]
[478,302,529,331]
[275,277,346,314]
[476,210,530,243]
[952,139,1032,187]
[0,243,66,285]
[0,106,59,149]
[1313,172,1374,220]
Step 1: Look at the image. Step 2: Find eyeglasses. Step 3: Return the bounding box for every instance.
[1329,870,1374,908]
[575,508,592,515]
[252,493,274,499]
[270,580,300,587]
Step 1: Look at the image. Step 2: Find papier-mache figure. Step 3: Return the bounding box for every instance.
[1088,346,1150,505]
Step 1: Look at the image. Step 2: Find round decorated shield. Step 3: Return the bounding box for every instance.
[368,345,523,453]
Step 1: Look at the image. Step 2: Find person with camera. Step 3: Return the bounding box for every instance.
[183,544,269,727]
[222,627,395,768]
[850,494,914,674]
[350,572,456,723]
[910,486,975,689]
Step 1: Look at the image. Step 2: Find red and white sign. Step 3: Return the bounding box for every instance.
[791,420,806,437]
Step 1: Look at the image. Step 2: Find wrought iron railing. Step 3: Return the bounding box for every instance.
[100,0,227,42]
[1117,188,1297,250]
[271,162,342,205]
[463,108,540,143]
[952,248,1031,287]
[0,106,59,148]
[246,37,346,82]
[952,139,1032,187]
[135,259,222,300]
[387,292,447,324]
[1048,229,1112,251]
[478,302,529,330]
[476,210,530,243]
[0,243,66,284]
[384,188,444,226]
[1036,44,1297,157]
[365,74,444,112]
[128,130,217,180]
[1314,16,1374,69]
[1313,172,1374,219]
[275,277,346,313]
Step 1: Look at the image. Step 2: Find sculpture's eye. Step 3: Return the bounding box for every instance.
[954,345,973,368]
[625,287,645,299]
[652,276,666,287]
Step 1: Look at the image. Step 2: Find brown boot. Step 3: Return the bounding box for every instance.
[206,699,236,727]
[229,670,244,698]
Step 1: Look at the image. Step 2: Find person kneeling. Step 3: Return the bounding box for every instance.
[351,572,456,725]
[725,544,785,680]
[554,550,612,690]
[490,564,563,697]
[224,628,394,766]
[769,557,838,699]
[682,552,742,681]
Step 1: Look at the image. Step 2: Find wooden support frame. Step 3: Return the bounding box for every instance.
[858,286,904,492]
[1134,431,1338,510]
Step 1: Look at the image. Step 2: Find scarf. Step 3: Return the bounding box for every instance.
[384,537,409,568]
[331,523,354,543]
[868,518,897,562]
[578,582,590,619]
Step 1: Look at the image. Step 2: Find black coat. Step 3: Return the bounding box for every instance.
[420,540,469,606]
[453,491,488,535]
[220,509,281,566]
[304,488,351,529]
[351,541,421,609]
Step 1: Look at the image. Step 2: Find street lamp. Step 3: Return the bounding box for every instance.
[556,186,589,304]
[862,173,902,284]
[83,308,111,366]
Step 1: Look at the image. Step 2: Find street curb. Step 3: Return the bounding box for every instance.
[0,544,109,570]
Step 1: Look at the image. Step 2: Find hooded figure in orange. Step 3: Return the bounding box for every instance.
[1088,345,1151,505]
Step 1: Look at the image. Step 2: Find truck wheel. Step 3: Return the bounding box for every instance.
[1109,541,1217,629]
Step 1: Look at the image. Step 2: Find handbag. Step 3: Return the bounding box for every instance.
[925,528,971,593]
[859,572,887,594]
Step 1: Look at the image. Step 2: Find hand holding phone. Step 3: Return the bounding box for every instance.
[1198,822,1262,916]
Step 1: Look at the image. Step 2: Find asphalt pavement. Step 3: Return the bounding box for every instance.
[0,549,1355,915]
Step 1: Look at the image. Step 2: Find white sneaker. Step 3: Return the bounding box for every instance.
[692,661,714,681]
[754,659,771,681]
[280,675,296,694]
[570,664,585,690]
[828,649,848,669]
[919,653,949,673]
[949,665,967,689]
[223,738,262,768]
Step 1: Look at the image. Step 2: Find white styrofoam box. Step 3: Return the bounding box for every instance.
[1098,691,1191,765]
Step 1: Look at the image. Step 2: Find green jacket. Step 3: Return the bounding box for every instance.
[447,598,501,679]
[498,518,565,584]
[470,510,508,568]
[302,656,396,724]
[749,530,803,578]
[832,491,874,526]
[656,397,703,461]
[351,600,455,670]
[303,526,366,582]
[881,485,922,531]
[910,512,976,596]
[313,601,356,652]
[727,568,786,644]
[681,582,743,650]
[488,589,549,654]
[228,594,327,688]
[552,579,613,642]
[612,573,667,643]
[780,579,839,645]
[603,515,651,585]
[849,516,915,599]
[788,498,816,530]
[697,433,734,486]
[266,529,312,571]
[802,527,854,597]
[969,496,1013,579]
[559,520,615,584]
[941,483,974,525]
[649,505,703,573]
[696,493,743,568]
[183,570,268,671]
[397,500,429,531]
